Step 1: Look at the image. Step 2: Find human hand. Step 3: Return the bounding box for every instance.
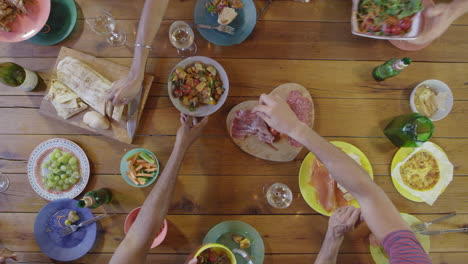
[107,74,144,107]
[0,248,17,264]
[187,259,198,264]
[327,206,361,239]
[409,0,460,45]
[252,94,302,136]
[176,114,209,149]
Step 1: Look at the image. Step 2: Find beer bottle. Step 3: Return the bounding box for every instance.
[373,57,411,81]
[0,62,39,91]
[77,188,112,209]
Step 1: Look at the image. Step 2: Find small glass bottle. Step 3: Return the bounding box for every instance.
[0,62,39,91]
[373,57,411,81]
[77,188,112,209]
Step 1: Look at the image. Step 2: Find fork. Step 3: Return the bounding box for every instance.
[411,212,457,233]
[59,214,108,237]
[197,24,235,35]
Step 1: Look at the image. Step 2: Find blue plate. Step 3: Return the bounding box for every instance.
[194,0,256,46]
[29,0,77,46]
[34,199,97,261]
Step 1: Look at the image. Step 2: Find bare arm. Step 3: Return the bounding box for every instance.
[110,114,209,264]
[108,0,170,106]
[253,94,408,242]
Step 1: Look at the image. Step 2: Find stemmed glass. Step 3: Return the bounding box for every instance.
[86,9,127,47]
[169,21,197,57]
[0,173,10,193]
[264,182,293,208]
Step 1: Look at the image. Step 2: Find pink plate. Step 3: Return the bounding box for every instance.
[0,0,51,43]
[124,207,168,248]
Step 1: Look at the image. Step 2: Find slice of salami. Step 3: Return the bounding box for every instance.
[286,90,312,147]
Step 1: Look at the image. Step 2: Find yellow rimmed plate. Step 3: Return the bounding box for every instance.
[390,143,447,203]
[299,141,374,216]
[370,213,430,264]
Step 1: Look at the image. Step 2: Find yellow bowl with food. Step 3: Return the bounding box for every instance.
[168,56,229,117]
[185,243,237,264]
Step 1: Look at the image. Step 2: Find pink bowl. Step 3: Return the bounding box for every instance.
[0,0,51,43]
[124,207,168,248]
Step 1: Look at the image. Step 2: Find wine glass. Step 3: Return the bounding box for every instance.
[169,21,197,57]
[0,173,10,193]
[264,182,293,208]
[86,9,127,47]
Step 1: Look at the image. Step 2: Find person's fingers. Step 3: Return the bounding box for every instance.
[188,258,198,264]
[252,105,271,115]
[425,3,449,17]
[259,93,275,106]
[255,111,270,122]
[348,207,361,225]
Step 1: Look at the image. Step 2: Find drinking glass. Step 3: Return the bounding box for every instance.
[86,9,127,47]
[0,173,9,193]
[264,182,293,208]
[169,21,197,57]
[384,113,434,147]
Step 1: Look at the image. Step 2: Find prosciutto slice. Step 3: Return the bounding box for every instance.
[309,158,349,213]
[286,90,312,147]
[231,110,274,144]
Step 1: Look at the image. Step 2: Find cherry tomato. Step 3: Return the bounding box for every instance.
[390,25,402,36]
[194,79,200,86]
[398,19,411,31]
[173,89,182,98]
[181,84,191,95]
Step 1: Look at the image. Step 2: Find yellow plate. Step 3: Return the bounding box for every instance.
[390,143,446,203]
[370,213,430,264]
[299,141,374,216]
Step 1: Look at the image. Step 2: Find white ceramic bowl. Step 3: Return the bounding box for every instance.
[168,56,229,117]
[410,79,454,121]
[351,0,422,40]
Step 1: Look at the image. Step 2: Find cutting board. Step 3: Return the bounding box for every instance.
[39,47,153,144]
[226,83,315,162]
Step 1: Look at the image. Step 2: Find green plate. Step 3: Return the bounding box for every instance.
[120,148,160,188]
[203,221,264,264]
[29,0,77,46]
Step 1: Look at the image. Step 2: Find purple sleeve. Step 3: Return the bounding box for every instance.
[382,230,432,264]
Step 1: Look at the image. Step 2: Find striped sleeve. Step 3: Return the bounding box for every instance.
[382,230,432,264]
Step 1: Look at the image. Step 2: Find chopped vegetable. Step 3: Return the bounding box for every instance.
[232,234,251,249]
[126,151,158,186]
[206,0,244,14]
[171,62,225,111]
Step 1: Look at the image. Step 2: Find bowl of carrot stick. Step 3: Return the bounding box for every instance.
[120,148,159,188]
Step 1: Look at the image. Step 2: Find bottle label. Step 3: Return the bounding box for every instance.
[17,68,38,91]
[393,60,407,71]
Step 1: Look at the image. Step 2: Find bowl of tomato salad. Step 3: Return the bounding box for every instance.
[351,0,424,40]
[185,243,237,264]
[168,56,229,117]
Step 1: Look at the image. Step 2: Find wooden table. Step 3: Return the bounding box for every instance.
[1,0,468,263]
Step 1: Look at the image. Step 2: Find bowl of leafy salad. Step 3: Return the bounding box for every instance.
[351,0,424,40]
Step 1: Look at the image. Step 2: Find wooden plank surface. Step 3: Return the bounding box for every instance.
[1,0,468,262]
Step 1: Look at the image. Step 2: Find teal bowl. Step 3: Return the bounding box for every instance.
[29,0,77,46]
[120,148,160,188]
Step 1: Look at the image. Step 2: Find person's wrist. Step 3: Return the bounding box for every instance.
[290,122,309,141]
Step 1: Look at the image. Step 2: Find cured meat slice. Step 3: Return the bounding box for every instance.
[309,158,351,213]
[231,110,274,144]
[286,90,312,147]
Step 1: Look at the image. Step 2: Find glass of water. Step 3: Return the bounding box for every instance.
[264,182,293,208]
[169,21,197,57]
[86,9,127,47]
[0,173,9,193]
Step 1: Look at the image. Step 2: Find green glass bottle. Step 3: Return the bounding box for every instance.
[77,188,112,209]
[372,57,411,81]
[384,113,434,147]
[0,62,39,91]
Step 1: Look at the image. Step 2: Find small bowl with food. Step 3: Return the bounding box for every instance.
[410,79,454,121]
[120,148,160,188]
[124,206,168,248]
[351,0,423,40]
[168,56,229,117]
[185,243,237,264]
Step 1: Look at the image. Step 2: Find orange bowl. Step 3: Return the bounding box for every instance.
[124,207,168,248]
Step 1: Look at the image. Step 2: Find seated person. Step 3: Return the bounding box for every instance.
[253,94,432,264]
[110,114,209,264]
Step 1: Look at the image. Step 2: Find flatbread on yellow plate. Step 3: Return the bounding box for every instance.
[298,141,374,216]
[370,213,430,264]
[390,143,447,203]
